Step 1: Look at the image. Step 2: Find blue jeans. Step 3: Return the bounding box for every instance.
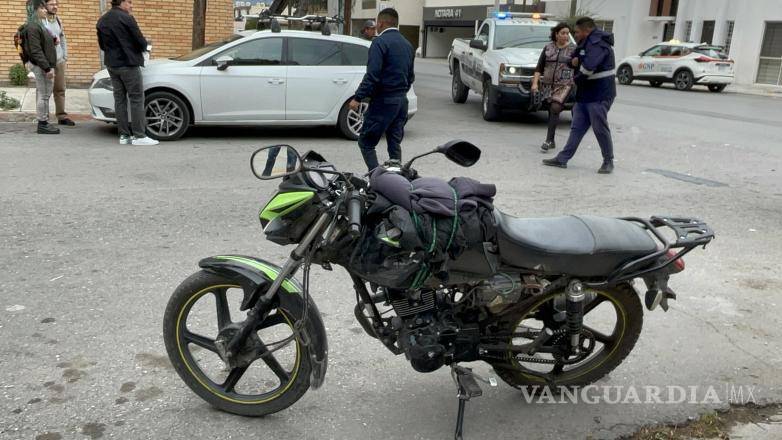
[358,96,408,171]
[556,99,614,164]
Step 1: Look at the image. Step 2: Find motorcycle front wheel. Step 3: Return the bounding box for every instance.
[163,270,312,416]
[488,283,643,390]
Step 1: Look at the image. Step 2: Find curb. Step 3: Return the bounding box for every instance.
[0,112,92,123]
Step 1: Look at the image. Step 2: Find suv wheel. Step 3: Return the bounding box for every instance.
[674,70,694,91]
[617,65,634,85]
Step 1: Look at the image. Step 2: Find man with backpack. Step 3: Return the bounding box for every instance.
[42,0,75,126]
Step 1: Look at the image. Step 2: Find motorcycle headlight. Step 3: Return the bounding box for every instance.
[93,77,113,91]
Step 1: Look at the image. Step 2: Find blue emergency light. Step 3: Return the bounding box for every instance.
[495,12,508,19]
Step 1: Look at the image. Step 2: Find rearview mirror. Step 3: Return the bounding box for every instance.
[469,39,488,51]
[216,55,233,71]
[437,140,481,167]
[251,145,302,179]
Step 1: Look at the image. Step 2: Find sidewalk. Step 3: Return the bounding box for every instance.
[0,86,92,123]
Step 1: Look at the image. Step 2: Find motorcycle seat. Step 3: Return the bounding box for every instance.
[494,211,658,277]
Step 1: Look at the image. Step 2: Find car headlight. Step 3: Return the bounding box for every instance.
[499,63,525,84]
[93,77,113,91]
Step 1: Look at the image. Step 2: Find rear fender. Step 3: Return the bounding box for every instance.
[198,255,328,389]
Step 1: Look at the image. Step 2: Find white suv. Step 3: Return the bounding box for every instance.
[88,30,418,141]
[616,41,734,92]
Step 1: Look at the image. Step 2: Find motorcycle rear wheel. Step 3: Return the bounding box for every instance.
[163,270,312,416]
[488,284,643,390]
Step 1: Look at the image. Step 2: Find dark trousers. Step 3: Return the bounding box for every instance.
[556,99,614,164]
[108,66,146,138]
[358,96,408,171]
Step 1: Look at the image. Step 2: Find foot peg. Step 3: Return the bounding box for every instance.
[451,365,496,440]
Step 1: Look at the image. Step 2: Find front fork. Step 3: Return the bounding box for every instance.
[565,280,586,354]
[222,212,333,364]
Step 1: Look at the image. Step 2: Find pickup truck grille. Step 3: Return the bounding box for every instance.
[520,67,536,77]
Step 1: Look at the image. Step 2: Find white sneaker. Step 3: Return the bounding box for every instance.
[119,135,133,145]
[132,136,160,146]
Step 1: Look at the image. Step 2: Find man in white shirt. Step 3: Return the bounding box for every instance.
[43,0,75,126]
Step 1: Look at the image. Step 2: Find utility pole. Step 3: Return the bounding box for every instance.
[343,0,351,35]
[193,0,207,49]
[570,0,577,17]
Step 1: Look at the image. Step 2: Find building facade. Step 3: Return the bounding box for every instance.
[1,0,234,86]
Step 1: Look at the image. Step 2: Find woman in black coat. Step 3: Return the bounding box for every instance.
[25,0,59,134]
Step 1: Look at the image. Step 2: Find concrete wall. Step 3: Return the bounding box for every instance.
[426,26,474,57]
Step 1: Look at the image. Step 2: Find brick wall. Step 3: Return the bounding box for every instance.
[1,0,234,87]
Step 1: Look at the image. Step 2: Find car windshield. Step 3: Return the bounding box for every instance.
[494,25,555,50]
[694,46,729,60]
[173,35,244,61]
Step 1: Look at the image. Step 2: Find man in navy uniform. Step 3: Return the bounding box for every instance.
[349,8,415,172]
[543,17,616,174]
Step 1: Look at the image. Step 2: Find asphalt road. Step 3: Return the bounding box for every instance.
[1,61,781,440]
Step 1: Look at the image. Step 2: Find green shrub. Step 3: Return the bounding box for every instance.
[0,91,21,110]
[9,63,29,86]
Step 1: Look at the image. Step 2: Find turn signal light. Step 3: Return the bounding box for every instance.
[666,249,686,273]
[694,56,716,63]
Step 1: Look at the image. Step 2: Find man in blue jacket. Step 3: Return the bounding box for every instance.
[349,8,415,171]
[543,17,616,174]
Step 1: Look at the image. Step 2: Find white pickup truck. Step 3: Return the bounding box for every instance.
[448,13,574,121]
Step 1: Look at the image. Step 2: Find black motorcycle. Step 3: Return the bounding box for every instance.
[163,141,713,438]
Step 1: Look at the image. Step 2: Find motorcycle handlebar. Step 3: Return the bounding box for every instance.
[347,190,362,238]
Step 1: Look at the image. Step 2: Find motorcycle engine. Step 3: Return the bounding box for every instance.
[474,273,545,313]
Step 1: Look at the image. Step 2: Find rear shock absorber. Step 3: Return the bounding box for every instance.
[565,280,585,354]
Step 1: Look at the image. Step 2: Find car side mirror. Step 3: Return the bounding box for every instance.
[470,39,488,51]
[216,55,233,71]
[436,140,481,167]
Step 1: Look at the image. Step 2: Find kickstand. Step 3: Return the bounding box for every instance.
[451,365,493,440]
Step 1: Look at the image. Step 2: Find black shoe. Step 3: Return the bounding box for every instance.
[542,158,566,168]
[540,140,555,152]
[58,118,76,126]
[598,161,614,174]
[37,122,60,134]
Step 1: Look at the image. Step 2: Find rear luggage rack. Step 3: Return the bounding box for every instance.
[588,216,714,287]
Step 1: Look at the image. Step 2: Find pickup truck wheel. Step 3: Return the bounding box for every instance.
[482,80,500,121]
[649,80,663,88]
[451,65,469,104]
[708,84,727,93]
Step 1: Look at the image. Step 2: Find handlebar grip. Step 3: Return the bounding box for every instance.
[347,190,362,238]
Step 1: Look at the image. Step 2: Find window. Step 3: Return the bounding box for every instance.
[663,22,675,41]
[725,21,735,54]
[684,20,692,41]
[288,38,342,66]
[669,46,683,56]
[494,25,553,50]
[362,0,376,9]
[757,22,782,85]
[217,37,283,65]
[659,45,672,56]
[701,20,715,44]
[694,46,729,60]
[343,43,369,66]
[642,45,664,57]
[594,20,614,33]
[477,24,490,44]
[177,35,244,61]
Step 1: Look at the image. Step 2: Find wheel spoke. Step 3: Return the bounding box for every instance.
[258,342,291,382]
[583,325,615,345]
[183,330,219,353]
[551,362,565,376]
[214,288,231,330]
[222,366,248,393]
[584,295,608,315]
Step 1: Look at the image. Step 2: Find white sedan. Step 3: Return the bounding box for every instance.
[88,30,417,141]
[616,41,734,92]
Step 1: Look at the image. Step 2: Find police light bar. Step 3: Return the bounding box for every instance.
[492,12,552,19]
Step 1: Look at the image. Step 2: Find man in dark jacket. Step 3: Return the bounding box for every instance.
[348,8,415,171]
[96,0,158,145]
[543,17,616,174]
